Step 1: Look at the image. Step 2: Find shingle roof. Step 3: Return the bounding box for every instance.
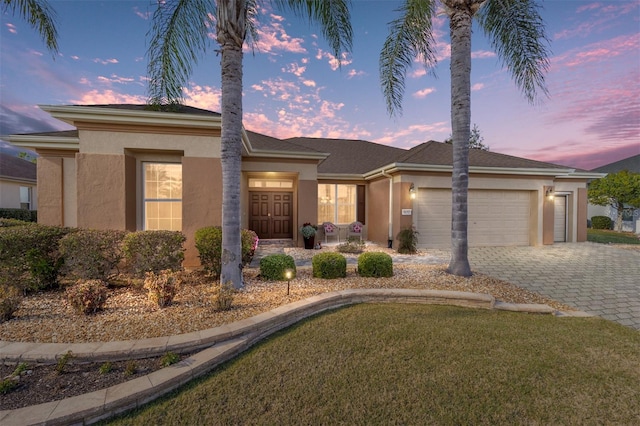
[245,131,323,155]
[11,130,79,138]
[591,154,640,173]
[85,104,220,116]
[0,152,36,181]
[285,137,406,174]
[398,141,571,170]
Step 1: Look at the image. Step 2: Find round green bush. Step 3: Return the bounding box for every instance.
[357,252,393,278]
[312,252,346,279]
[260,254,296,281]
[591,216,612,230]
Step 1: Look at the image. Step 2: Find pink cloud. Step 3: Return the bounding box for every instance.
[412,87,436,99]
[553,33,639,68]
[530,142,640,171]
[93,58,119,65]
[182,84,221,111]
[97,74,136,85]
[347,69,365,79]
[471,50,496,59]
[133,7,151,20]
[6,23,17,34]
[71,90,145,105]
[471,83,485,91]
[316,49,352,71]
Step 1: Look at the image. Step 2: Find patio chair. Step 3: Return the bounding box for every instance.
[322,221,339,243]
[347,221,364,241]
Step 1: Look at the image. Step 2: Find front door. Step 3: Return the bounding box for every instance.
[249,191,293,239]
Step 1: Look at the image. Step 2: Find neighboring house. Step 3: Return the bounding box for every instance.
[587,154,640,233]
[8,104,603,266]
[0,151,37,211]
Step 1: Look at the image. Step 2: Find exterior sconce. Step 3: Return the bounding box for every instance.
[545,187,554,200]
[409,183,416,200]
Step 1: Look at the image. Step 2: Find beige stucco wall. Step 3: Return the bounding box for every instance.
[367,178,391,246]
[577,188,588,242]
[36,157,64,226]
[182,157,223,267]
[297,179,318,246]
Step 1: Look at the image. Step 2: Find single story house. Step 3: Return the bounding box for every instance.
[8,104,603,266]
[587,154,640,233]
[0,151,37,211]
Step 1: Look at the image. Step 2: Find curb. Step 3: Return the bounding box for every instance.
[1,289,566,426]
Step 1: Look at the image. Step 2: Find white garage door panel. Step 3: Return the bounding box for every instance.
[417,189,530,248]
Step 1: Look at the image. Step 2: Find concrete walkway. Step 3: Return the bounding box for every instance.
[468,243,640,330]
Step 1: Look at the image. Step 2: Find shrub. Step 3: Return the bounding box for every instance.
[396,227,419,254]
[591,216,612,230]
[259,254,296,281]
[337,237,365,254]
[0,223,71,292]
[358,252,393,278]
[312,252,347,279]
[59,229,127,281]
[0,284,22,322]
[56,351,74,374]
[211,281,235,311]
[0,208,35,222]
[195,226,259,278]
[99,362,113,375]
[123,231,186,277]
[144,270,181,308]
[65,279,109,315]
[160,352,180,367]
[0,218,31,228]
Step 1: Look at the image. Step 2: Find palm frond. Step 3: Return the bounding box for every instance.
[275,0,353,59]
[476,0,551,104]
[379,0,437,117]
[2,0,58,54]
[245,0,260,53]
[146,0,214,106]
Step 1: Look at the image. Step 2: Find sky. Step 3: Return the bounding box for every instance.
[0,0,638,170]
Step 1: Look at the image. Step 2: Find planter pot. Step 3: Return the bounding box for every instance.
[303,236,315,249]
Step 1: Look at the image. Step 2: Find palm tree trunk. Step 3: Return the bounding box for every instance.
[447,8,472,277]
[219,36,244,289]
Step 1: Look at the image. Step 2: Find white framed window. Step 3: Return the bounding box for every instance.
[19,186,31,210]
[143,162,182,231]
[318,184,356,224]
[248,178,293,188]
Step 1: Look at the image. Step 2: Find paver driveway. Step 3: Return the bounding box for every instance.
[468,243,640,330]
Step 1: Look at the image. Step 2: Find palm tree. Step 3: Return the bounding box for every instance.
[380,0,550,276]
[147,0,352,289]
[2,0,58,54]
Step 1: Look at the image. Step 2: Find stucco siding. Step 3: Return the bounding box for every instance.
[367,178,391,246]
[37,157,64,226]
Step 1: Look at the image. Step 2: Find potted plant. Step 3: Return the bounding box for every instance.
[300,222,317,249]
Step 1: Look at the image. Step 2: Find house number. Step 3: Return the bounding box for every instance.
[401,209,412,216]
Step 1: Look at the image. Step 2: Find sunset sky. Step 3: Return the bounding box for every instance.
[1,0,638,170]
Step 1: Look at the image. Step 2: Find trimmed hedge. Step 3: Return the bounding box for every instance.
[122,231,186,277]
[358,252,393,278]
[0,208,36,222]
[259,254,296,281]
[0,223,72,292]
[59,229,127,281]
[591,216,612,230]
[312,252,347,279]
[195,226,259,278]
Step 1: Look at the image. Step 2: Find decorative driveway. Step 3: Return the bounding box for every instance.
[468,243,640,330]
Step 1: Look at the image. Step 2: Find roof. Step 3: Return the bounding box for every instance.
[398,141,572,170]
[245,131,323,156]
[591,154,640,173]
[84,104,220,117]
[285,137,406,174]
[0,152,36,182]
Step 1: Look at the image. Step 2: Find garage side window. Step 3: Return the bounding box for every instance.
[143,163,182,231]
[19,186,32,210]
[318,184,356,224]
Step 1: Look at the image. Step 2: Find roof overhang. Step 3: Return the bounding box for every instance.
[241,129,329,161]
[364,162,601,180]
[6,133,80,152]
[317,173,367,181]
[39,105,223,130]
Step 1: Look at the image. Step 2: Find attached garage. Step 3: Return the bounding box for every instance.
[416,189,532,248]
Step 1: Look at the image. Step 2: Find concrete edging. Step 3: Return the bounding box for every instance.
[1,289,566,426]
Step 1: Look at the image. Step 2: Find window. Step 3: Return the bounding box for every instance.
[19,186,31,210]
[248,178,293,188]
[318,184,356,224]
[143,163,182,231]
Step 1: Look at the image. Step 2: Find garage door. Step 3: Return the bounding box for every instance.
[416,189,531,248]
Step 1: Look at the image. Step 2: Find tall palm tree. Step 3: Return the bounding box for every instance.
[2,0,58,54]
[147,0,352,289]
[380,0,550,276]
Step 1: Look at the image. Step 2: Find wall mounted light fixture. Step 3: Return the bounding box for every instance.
[545,187,554,200]
[409,183,416,199]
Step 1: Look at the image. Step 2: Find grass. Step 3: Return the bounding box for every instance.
[587,228,640,244]
[105,304,640,425]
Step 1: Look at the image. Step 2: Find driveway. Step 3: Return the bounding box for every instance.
[468,243,640,330]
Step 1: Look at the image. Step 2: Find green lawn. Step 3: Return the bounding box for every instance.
[587,228,640,244]
[105,304,640,425]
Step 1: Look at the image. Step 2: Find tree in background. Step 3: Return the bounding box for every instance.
[147,0,352,289]
[1,0,58,54]
[588,170,640,232]
[445,123,489,151]
[379,0,549,276]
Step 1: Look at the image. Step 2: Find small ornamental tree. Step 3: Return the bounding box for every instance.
[588,170,640,231]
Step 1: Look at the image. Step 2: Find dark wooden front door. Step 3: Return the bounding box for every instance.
[249,192,293,239]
